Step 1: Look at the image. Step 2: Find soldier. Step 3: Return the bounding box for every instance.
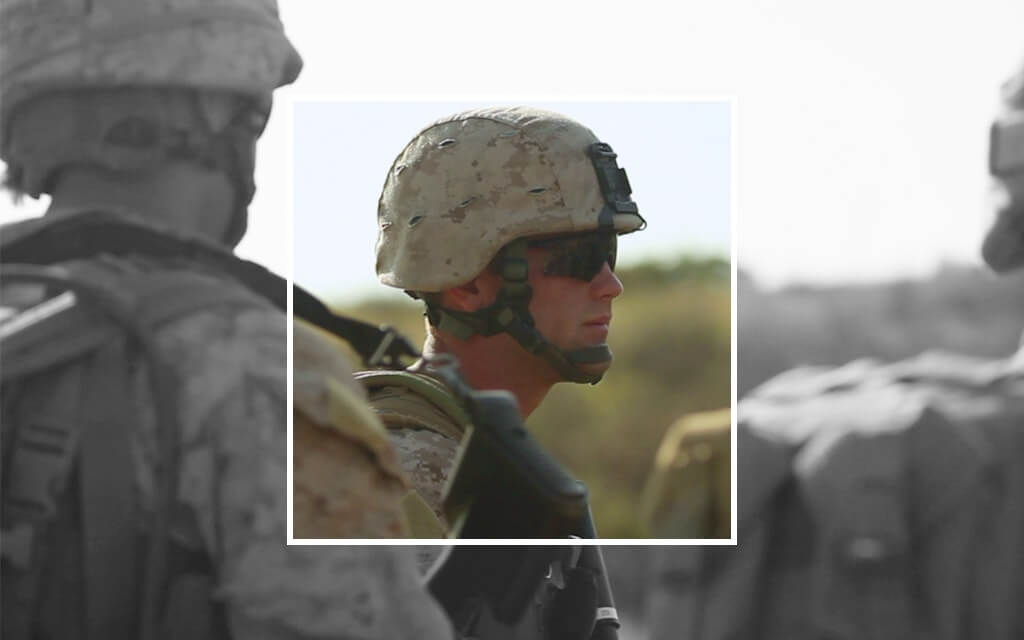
[361,106,646,535]
[984,57,1024,275]
[648,57,1024,640]
[0,1,451,638]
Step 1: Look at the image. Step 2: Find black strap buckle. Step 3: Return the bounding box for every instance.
[6,417,79,521]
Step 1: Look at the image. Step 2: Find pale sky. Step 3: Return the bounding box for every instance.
[3,1,1023,293]
[293,100,731,300]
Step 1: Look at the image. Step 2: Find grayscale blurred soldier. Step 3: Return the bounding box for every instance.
[363,106,646,537]
[647,57,1024,640]
[984,58,1024,277]
[0,1,451,638]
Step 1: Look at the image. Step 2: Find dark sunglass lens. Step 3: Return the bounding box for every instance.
[541,233,617,281]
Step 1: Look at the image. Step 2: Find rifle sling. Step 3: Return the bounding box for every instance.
[80,340,142,638]
[293,284,420,368]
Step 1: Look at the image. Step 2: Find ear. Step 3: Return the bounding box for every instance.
[441,270,502,312]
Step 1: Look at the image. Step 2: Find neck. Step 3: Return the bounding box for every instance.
[423,331,559,419]
[46,164,232,241]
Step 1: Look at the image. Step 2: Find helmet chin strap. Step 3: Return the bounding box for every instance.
[421,239,612,385]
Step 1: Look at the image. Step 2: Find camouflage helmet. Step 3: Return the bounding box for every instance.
[376,106,646,384]
[376,107,646,292]
[0,0,302,245]
[0,0,301,135]
[983,57,1024,272]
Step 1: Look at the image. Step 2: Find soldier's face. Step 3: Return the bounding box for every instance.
[984,107,1024,272]
[526,243,624,372]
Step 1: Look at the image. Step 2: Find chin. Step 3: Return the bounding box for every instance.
[577,358,612,376]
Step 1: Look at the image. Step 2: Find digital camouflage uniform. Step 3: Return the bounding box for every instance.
[356,369,466,538]
[0,1,452,638]
[293,320,416,539]
[2,246,450,638]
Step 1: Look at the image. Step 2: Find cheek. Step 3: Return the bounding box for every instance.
[529,281,581,339]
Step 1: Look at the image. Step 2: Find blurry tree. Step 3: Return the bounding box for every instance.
[737,264,1024,395]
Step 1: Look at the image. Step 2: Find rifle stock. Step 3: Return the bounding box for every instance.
[443,388,589,538]
[426,365,620,640]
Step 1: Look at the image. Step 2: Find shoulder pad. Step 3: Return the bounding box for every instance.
[882,349,1021,388]
[748,358,883,400]
[745,351,1024,445]
[294,319,399,465]
[354,370,469,441]
[741,377,930,446]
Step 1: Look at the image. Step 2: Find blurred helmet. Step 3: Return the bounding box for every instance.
[983,57,1024,272]
[0,0,302,246]
[376,106,646,383]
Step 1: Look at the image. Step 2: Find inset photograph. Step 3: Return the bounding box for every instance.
[291,100,732,540]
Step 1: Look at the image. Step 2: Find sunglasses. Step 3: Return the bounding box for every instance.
[527,232,618,282]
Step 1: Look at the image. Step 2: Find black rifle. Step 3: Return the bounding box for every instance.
[292,285,620,640]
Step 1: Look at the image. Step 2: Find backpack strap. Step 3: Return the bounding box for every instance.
[2,360,87,640]
[79,339,144,638]
[293,284,420,369]
[798,423,914,640]
[1,261,274,640]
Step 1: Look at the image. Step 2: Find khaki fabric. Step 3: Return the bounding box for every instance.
[1,215,454,639]
[292,320,412,539]
[91,260,448,639]
[642,408,731,539]
[356,373,468,539]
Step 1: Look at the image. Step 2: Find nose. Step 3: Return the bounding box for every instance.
[591,261,624,299]
[983,176,1024,271]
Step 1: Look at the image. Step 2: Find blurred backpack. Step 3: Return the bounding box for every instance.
[641,408,732,539]
[1,212,287,640]
[657,350,1024,640]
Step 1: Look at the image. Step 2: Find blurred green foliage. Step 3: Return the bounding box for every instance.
[331,255,731,538]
